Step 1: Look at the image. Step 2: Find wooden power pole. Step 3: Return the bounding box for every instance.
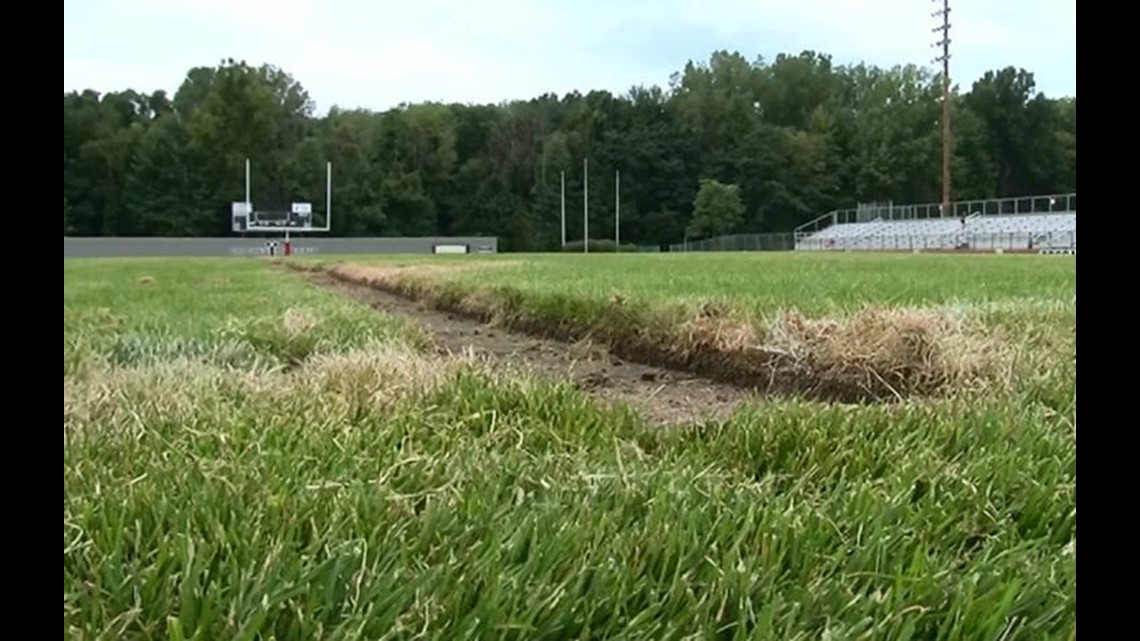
[933,0,952,216]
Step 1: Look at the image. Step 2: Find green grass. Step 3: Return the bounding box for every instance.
[306,253,1074,404]
[64,255,1076,640]
[64,258,427,376]
[310,252,1076,317]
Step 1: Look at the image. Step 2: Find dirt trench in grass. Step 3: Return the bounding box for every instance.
[301,270,754,426]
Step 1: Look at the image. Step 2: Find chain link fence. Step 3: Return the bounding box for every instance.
[667,233,795,252]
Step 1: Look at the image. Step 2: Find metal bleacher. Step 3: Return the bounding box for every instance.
[794,194,1076,253]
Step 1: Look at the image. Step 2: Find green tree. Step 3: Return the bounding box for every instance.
[961,67,1068,197]
[316,108,385,235]
[123,115,213,235]
[63,50,1076,246]
[687,179,745,239]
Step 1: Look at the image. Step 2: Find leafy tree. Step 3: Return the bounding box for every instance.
[963,67,1065,197]
[123,115,212,235]
[63,52,1076,247]
[687,179,745,239]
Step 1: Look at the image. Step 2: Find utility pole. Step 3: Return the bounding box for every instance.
[933,0,952,217]
[560,171,566,249]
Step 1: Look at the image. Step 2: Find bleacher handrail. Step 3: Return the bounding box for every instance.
[794,192,1076,238]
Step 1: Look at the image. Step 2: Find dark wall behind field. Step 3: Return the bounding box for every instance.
[63,237,498,258]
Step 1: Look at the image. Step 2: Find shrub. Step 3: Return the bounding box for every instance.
[560,239,642,253]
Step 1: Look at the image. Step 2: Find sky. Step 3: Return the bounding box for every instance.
[63,0,1076,114]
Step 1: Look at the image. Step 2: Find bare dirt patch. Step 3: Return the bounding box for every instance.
[303,271,753,426]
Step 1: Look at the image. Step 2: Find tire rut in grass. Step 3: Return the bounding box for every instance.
[304,271,753,426]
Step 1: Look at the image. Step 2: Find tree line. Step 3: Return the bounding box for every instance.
[63,50,1076,250]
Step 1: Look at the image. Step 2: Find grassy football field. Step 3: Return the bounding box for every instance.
[64,253,1076,640]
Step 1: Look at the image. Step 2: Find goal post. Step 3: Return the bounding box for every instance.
[232,159,333,235]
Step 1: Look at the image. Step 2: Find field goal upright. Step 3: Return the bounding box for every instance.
[231,158,333,255]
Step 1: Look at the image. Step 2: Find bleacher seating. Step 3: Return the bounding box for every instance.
[797,212,1076,252]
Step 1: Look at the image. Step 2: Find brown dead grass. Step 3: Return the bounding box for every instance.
[676,304,998,402]
[298,347,475,410]
[281,308,319,339]
[64,345,478,433]
[296,261,1002,403]
[304,260,520,284]
[764,308,994,402]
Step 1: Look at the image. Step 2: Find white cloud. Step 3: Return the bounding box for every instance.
[104,0,315,35]
[63,0,1076,111]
